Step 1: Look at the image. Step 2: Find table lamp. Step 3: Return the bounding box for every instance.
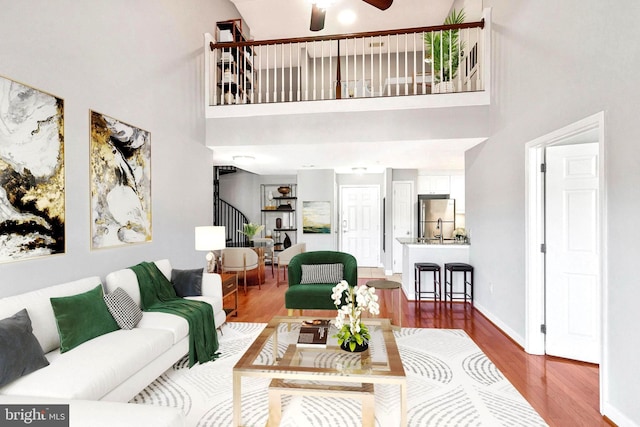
[195,226,226,273]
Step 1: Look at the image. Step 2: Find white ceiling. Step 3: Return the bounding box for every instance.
[230,0,455,41]
[212,138,486,176]
[214,0,484,177]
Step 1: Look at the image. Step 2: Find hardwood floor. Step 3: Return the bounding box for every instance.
[225,273,612,427]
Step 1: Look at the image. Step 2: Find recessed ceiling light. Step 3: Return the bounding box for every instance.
[233,155,255,165]
[338,9,356,25]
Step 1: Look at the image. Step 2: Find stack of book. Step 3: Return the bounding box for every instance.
[296,319,330,348]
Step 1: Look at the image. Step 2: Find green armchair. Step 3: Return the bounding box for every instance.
[285,251,358,315]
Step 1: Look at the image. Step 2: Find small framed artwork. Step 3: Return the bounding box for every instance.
[90,110,151,249]
[303,201,331,234]
[0,75,65,262]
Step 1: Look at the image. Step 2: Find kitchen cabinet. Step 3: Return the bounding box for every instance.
[215,19,254,105]
[261,184,297,252]
[417,175,450,195]
[449,175,465,213]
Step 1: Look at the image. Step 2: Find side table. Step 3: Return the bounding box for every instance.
[366,279,403,327]
[221,273,238,317]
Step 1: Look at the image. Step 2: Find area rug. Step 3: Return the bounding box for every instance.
[132,322,547,426]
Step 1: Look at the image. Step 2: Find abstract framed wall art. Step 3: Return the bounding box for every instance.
[302,201,331,234]
[90,110,151,249]
[0,75,65,262]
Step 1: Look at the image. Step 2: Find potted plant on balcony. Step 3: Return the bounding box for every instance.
[424,8,466,93]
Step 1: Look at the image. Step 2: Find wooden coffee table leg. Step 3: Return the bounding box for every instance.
[233,372,241,426]
[362,391,375,427]
[267,382,282,426]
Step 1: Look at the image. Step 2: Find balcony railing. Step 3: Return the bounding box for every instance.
[206,20,486,107]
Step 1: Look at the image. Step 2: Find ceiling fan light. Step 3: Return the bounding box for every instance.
[338,9,356,25]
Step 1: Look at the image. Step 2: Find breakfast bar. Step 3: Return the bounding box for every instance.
[397,238,470,300]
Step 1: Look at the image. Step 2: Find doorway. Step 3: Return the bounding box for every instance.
[392,181,414,273]
[525,112,606,407]
[339,185,381,267]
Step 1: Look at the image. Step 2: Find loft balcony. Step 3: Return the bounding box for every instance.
[205,9,491,119]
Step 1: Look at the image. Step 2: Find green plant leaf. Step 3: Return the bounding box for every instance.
[424,8,466,83]
[349,341,356,352]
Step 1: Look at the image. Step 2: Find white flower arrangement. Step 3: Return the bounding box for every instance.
[452,227,467,238]
[331,280,380,351]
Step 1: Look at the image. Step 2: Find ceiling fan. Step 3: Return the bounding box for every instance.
[310,0,393,31]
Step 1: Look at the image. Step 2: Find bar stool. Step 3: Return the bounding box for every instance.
[444,263,474,305]
[414,263,442,302]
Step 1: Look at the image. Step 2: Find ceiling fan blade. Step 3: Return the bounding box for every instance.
[362,0,393,11]
[310,4,326,31]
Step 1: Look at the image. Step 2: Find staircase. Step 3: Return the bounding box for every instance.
[214,166,250,247]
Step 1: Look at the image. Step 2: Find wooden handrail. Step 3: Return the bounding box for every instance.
[210,19,485,50]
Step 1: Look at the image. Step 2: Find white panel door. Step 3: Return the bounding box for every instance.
[545,143,600,363]
[340,186,380,267]
[392,181,413,273]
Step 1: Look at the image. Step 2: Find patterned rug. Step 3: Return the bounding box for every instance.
[132,322,547,426]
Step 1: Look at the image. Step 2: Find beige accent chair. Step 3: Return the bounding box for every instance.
[221,247,261,295]
[275,243,306,286]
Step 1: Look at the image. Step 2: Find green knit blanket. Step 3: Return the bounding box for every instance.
[130,261,219,367]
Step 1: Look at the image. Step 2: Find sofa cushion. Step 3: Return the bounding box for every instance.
[299,263,344,284]
[0,309,50,388]
[104,287,143,330]
[171,268,203,297]
[0,277,102,354]
[285,284,338,310]
[0,328,174,400]
[50,285,119,353]
[134,312,189,345]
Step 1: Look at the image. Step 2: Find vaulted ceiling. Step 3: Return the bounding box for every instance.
[230,0,455,40]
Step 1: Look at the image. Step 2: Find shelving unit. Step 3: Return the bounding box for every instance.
[261,184,297,252]
[215,19,254,105]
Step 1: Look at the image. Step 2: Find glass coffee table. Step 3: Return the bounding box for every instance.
[233,316,407,426]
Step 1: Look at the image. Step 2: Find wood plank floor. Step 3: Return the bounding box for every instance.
[225,272,612,427]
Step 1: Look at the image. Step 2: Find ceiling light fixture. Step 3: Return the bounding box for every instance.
[233,155,255,165]
[338,9,357,25]
[352,167,367,174]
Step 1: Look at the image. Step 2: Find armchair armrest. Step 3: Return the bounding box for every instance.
[201,272,223,300]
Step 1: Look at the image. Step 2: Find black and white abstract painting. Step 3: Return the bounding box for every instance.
[0,75,65,262]
[90,111,151,249]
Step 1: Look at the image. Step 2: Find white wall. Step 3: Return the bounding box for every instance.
[467,0,640,424]
[0,0,240,297]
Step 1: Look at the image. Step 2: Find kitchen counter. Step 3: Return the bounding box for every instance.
[396,237,469,246]
[397,238,470,300]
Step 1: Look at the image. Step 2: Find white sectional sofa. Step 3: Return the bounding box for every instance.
[0,259,226,426]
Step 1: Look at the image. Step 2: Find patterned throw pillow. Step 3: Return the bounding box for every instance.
[103,287,143,330]
[299,263,344,284]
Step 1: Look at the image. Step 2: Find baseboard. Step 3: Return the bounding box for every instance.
[602,402,637,427]
[473,302,526,348]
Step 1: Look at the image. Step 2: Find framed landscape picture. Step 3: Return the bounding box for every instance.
[90,110,151,249]
[0,75,65,262]
[303,201,331,234]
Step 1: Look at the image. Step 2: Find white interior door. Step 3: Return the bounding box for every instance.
[545,142,600,363]
[340,186,380,267]
[392,181,413,273]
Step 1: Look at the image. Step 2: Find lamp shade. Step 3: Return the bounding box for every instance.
[195,226,226,251]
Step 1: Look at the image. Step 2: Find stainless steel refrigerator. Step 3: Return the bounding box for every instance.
[418,196,456,241]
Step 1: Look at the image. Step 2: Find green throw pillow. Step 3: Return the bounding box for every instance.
[50,285,119,353]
